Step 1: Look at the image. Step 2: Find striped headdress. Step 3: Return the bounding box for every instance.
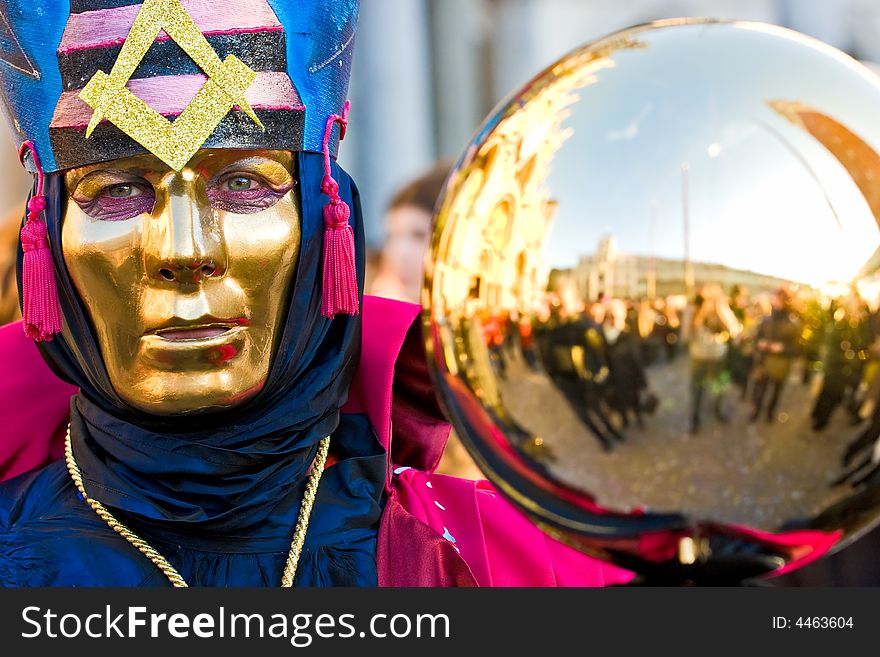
[0,0,358,172]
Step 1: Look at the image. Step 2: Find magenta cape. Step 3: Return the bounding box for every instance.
[0,295,632,586]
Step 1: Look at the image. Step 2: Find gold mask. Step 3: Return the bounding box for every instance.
[61,149,301,415]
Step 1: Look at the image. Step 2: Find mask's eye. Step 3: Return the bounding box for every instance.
[226,176,256,192]
[106,183,143,198]
[207,168,293,215]
[71,174,155,222]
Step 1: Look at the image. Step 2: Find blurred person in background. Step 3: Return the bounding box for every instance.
[750,286,802,424]
[602,298,648,430]
[800,291,828,386]
[635,297,661,366]
[812,292,874,431]
[369,161,480,479]
[369,162,451,304]
[519,312,540,371]
[688,284,741,434]
[482,309,508,380]
[651,297,681,362]
[727,284,753,400]
[538,301,620,451]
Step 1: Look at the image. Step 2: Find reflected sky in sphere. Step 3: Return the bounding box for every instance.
[546,24,880,287]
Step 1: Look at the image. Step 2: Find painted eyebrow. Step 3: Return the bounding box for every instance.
[209,157,293,182]
[71,170,150,197]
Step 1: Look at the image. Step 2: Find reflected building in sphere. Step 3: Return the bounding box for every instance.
[575,236,797,301]
[433,39,644,318]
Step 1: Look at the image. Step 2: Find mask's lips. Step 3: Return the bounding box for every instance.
[153,323,235,341]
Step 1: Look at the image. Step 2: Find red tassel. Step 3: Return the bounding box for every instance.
[320,100,358,319]
[18,141,62,342]
[321,176,358,318]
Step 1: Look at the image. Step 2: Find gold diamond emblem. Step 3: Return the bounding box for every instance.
[79,0,264,171]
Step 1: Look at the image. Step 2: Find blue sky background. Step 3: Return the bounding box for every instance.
[540,23,880,287]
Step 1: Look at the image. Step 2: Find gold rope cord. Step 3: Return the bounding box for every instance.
[282,435,330,587]
[64,425,329,588]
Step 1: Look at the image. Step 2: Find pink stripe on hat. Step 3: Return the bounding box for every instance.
[50,71,304,130]
[59,0,283,54]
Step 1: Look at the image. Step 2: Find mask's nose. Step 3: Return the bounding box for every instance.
[143,169,227,286]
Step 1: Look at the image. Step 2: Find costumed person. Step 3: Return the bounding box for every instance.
[0,0,632,587]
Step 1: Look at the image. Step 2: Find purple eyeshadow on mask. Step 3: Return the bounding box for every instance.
[206,182,288,214]
[74,189,155,222]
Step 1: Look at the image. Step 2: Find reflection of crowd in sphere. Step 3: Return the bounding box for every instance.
[494,281,880,470]
[525,291,674,451]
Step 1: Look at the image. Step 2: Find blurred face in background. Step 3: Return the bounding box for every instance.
[772,289,791,312]
[605,299,628,330]
[382,202,432,292]
[370,163,449,305]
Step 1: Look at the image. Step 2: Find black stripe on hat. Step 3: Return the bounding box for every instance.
[69,0,142,13]
[59,30,288,92]
[49,106,305,171]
